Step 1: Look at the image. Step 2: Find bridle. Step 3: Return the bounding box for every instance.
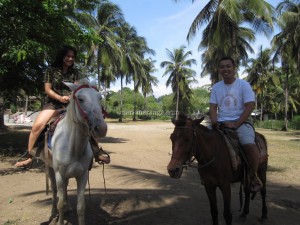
[72,84,98,125]
[174,125,218,169]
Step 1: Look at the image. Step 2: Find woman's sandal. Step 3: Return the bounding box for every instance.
[15,150,34,169]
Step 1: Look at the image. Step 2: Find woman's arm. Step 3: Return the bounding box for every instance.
[45,83,70,103]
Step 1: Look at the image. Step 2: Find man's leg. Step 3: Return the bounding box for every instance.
[241,143,262,192]
[236,123,262,192]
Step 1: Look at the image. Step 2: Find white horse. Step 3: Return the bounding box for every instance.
[39,78,107,225]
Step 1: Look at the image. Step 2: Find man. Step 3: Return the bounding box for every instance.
[209,56,262,192]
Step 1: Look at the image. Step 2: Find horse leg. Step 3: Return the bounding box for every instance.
[46,166,58,220]
[259,167,268,220]
[204,185,219,225]
[219,182,232,225]
[76,172,88,225]
[240,186,250,220]
[56,173,68,225]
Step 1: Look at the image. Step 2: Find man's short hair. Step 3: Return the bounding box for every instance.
[218,56,235,67]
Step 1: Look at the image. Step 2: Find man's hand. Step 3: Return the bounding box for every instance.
[224,121,240,129]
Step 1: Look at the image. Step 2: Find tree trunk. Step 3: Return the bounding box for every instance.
[24,95,28,116]
[0,99,6,129]
[133,90,137,121]
[260,102,263,122]
[119,75,124,122]
[176,84,179,120]
[0,110,4,128]
[283,69,289,131]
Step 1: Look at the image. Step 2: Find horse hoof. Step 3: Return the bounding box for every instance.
[238,214,247,222]
[64,205,73,214]
[259,216,268,223]
[48,216,58,225]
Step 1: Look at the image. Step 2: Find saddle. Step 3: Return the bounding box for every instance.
[216,124,268,171]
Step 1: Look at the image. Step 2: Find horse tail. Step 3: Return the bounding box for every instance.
[255,132,268,161]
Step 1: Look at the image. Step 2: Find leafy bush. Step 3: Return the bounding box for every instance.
[254,118,300,130]
[290,116,300,130]
[254,120,285,130]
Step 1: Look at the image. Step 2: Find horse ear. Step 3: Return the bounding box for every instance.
[193,117,205,125]
[63,82,79,92]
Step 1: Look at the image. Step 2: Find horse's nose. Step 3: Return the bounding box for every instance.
[94,123,107,137]
[167,166,183,179]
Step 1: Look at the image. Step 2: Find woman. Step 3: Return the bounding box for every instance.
[15,45,110,167]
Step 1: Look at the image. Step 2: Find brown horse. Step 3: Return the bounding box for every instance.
[167,114,268,225]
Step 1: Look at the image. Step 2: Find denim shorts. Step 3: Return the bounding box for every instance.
[235,122,255,145]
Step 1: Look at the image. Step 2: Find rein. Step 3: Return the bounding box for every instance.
[72,84,98,125]
[176,126,218,169]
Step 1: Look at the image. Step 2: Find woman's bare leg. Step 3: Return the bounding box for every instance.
[15,109,56,167]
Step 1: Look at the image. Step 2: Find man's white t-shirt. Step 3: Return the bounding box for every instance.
[210,78,255,122]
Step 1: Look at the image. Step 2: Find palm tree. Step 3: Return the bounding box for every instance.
[200,24,256,83]
[273,0,300,70]
[272,0,300,129]
[85,1,125,91]
[117,22,155,121]
[174,0,274,83]
[161,45,197,119]
[244,46,278,121]
[137,58,159,110]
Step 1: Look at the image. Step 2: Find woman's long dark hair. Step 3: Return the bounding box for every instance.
[51,45,77,68]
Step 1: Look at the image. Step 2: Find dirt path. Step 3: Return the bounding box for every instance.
[0,122,299,225]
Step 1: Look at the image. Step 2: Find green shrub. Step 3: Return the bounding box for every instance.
[254,120,285,130]
[290,116,300,130]
[10,104,17,114]
[254,118,300,130]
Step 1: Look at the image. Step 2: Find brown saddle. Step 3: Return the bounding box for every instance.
[217,126,268,171]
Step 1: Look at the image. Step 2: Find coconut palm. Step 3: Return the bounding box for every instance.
[84,1,125,91]
[200,23,256,83]
[244,46,279,121]
[273,0,300,70]
[174,0,274,84]
[117,22,155,121]
[137,58,159,110]
[272,0,300,129]
[161,45,197,118]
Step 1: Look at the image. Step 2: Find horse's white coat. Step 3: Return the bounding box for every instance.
[42,79,107,225]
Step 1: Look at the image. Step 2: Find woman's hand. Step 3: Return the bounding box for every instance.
[60,95,70,103]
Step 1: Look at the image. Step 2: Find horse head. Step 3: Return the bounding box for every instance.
[64,78,107,138]
[167,113,205,178]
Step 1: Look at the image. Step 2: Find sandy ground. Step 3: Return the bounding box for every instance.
[0,121,300,225]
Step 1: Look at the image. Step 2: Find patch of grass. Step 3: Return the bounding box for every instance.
[3,219,20,225]
[267,166,286,172]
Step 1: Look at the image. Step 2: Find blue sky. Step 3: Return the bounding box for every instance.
[109,0,281,97]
